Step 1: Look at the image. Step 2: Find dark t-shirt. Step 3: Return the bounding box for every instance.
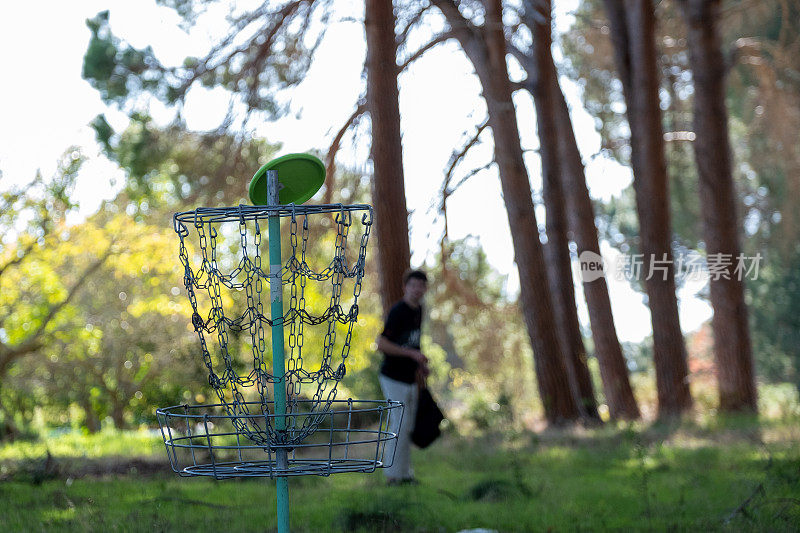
[379,300,422,383]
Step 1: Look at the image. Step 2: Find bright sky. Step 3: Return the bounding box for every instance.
[0,0,712,343]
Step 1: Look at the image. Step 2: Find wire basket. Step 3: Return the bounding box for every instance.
[170,203,374,447]
[156,399,403,479]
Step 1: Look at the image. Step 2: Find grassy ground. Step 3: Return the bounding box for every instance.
[2,415,799,532]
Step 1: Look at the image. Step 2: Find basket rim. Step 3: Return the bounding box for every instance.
[156,399,403,419]
[173,203,372,226]
[176,457,388,478]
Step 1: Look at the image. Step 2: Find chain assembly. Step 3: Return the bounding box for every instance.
[173,203,373,447]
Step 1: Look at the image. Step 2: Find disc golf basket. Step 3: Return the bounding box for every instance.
[156,154,403,532]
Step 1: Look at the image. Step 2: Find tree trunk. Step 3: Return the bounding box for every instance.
[111,399,126,430]
[553,81,641,420]
[528,0,600,422]
[512,0,639,420]
[365,0,412,312]
[603,0,692,418]
[81,397,101,434]
[519,9,641,421]
[678,0,757,412]
[433,0,580,423]
[0,391,20,441]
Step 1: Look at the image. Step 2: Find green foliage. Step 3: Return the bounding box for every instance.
[81,0,342,212]
[83,2,328,116]
[93,113,280,209]
[749,246,800,383]
[2,207,205,431]
[0,150,81,249]
[4,54,380,438]
[427,237,538,429]
[83,12,163,104]
[0,151,86,436]
[81,2,327,211]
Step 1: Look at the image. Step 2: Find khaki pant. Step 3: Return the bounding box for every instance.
[379,374,418,481]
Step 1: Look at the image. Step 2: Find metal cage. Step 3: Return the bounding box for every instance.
[157,399,403,479]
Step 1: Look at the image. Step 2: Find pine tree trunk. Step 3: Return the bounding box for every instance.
[365,0,412,312]
[433,0,580,423]
[529,0,600,422]
[549,49,641,422]
[679,0,757,412]
[514,0,639,421]
[603,0,692,418]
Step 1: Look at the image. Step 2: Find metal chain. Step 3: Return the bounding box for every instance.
[175,204,373,447]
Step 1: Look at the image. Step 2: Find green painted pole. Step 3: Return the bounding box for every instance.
[267,169,290,533]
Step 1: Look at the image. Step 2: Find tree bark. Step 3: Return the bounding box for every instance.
[81,397,101,434]
[678,0,757,412]
[552,81,641,420]
[111,398,126,430]
[528,0,600,422]
[514,0,639,420]
[603,0,693,418]
[433,0,580,423]
[365,0,412,312]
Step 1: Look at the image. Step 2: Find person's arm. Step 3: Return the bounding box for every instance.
[376,335,428,365]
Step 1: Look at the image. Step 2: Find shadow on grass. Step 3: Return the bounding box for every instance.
[468,478,535,502]
[335,496,411,532]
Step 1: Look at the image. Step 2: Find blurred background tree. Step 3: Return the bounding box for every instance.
[1,0,798,440]
[562,0,799,405]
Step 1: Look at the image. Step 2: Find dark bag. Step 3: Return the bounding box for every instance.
[411,386,444,448]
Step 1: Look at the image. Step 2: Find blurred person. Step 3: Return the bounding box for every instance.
[376,269,430,485]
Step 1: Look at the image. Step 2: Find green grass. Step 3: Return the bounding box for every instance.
[2,417,799,531]
[0,427,164,461]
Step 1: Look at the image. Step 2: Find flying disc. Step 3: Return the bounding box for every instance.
[249,153,326,205]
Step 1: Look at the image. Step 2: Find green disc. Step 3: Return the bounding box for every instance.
[249,153,326,205]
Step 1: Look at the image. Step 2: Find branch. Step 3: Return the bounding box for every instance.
[724,482,765,524]
[522,0,550,26]
[0,180,54,278]
[0,177,40,214]
[399,32,454,71]
[448,160,495,196]
[444,119,490,193]
[324,102,367,204]
[32,247,113,340]
[324,30,452,203]
[397,3,433,47]
[244,1,306,109]
[430,0,481,47]
[436,120,490,257]
[172,0,307,103]
[0,238,38,279]
[509,79,530,92]
[0,245,116,376]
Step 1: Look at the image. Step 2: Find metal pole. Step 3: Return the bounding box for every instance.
[267,169,290,533]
